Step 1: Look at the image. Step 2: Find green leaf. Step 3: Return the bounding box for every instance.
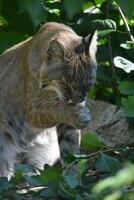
[17,0,46,28]
[90,19,117,30]
[13,164,35,184]
[63,0,83,18]
[59,183,76,200]
[25,166,62,186]
[15,163,35,173]
[64,153,76,165]
[41,166,62,184]
[122,95,134,117]
[64,175,78,189]
[113,56,134,73]
[119,81,134,95]
[0,15,8,28]
[95,153,121,173]
[92,163,134,194]
[82,2,94,11]
[25,175,45,186]
[98,29,116,37]
[81,132,106,150]
[0,177,13,191]
[94,0,105,5]
[41,186,58,198]
[120,41,134,49]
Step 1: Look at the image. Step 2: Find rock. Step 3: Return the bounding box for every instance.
[83,100,134,147]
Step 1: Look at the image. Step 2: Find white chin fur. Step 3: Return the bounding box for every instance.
[77,100,86,107]
[67,99,86,106]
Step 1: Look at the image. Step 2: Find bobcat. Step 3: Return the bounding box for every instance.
[0,22,97,179]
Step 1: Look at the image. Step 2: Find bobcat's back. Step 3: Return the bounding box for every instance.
[0,37,33,113]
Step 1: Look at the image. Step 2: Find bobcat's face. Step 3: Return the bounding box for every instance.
[39,31,97,104]
[28,28,97,105]
[60,44,97,104]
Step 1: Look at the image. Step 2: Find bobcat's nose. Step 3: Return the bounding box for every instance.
[71,91,85,104]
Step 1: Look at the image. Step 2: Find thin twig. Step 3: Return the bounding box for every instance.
[113,2,134,42]
[64,146,134,170]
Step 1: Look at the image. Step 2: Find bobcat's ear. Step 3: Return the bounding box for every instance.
[84,30,97,56]
[47,39,64,57]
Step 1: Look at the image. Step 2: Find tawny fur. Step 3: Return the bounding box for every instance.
[0,22,97,179]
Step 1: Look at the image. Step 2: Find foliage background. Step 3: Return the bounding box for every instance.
[0,0,134,199]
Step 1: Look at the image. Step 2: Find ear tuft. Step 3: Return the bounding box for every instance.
[47,39,64,56]
[85,30,97,56]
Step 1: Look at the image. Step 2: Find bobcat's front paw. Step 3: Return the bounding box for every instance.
[75,106,91,129]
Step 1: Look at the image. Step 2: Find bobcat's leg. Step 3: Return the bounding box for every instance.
[24,126,60,171]
[57,123,81,176]
[28,92,91,130]
[0,131,18,180]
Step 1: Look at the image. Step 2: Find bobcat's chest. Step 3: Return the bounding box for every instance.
[19,121,60,165]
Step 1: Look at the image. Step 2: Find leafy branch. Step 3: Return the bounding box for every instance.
[64,146,134,171]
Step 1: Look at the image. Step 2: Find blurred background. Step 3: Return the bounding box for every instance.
[0,0,134,118]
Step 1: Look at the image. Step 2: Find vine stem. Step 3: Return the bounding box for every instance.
[113,2,134,42]
[64,146,134,170]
